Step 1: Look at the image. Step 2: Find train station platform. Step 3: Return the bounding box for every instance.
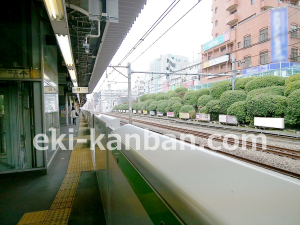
[0,115,105,225]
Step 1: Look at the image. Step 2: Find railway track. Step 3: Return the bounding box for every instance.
[117,115,300,179]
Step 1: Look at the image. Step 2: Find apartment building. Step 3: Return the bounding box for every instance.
[144,54,189,93]
[201,0,300,87]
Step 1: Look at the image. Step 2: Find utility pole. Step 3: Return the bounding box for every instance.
[232,54,236,90]
[128,62,132,124]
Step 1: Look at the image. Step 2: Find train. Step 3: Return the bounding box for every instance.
[82,110,300,225]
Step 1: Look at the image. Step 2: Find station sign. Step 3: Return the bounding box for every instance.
[0,68,32,79]
[44,86,58,94]
[72,87,89,93]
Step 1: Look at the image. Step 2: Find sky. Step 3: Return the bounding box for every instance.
[93,0,213,93]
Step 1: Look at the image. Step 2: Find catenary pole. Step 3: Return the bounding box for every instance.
[232,54,236,90]
[128,62,132,124]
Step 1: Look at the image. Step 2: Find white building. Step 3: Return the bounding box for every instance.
[133,75,145,100]
[144,54,189,93]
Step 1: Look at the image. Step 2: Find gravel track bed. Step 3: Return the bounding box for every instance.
[123,119,300,175]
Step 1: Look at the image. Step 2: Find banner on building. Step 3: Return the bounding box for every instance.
[157,111,163,116]
[180,113,189,119]
[203,31,230,51]
[163,81,169,92]
[196,113,210,121]
[271,7,288,63]
[203,54,230,69]
[182,80,194,88]
[167,112,174,117]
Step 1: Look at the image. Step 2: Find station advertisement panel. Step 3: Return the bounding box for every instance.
[180,113,189,119]
[133,110,137,114]
[157,111,163,117]
[150,111,155,116]
[196,113,210,121]
[167,112,174,117]
[143,110,147,115]
[138,110,142,114]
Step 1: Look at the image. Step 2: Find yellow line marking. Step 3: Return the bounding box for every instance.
[17,117,94,224]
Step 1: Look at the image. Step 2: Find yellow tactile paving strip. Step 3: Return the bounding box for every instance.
[18,116,94,225]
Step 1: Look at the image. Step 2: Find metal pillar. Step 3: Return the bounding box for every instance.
[128,62,132,124]
[65,94,69,125]
[232,54,236,90]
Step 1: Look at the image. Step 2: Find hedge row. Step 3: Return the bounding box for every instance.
[114,74,300,126]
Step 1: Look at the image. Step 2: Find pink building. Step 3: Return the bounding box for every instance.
[201,0,300,87]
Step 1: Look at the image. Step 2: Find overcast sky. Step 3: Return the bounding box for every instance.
[93,0,212,93]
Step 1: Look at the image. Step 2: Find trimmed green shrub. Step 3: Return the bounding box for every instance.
[148,102,157,111]
[285,73,300,86]
[245,75,286,91]
[197,95,213,108]
[235,77,255,90]
[175,87,188,93]
[144,99,155,111]
[196,88,210,97]
[157,101,169,114]
[183,90,198,107]
[246,94,287,121]
[113,105,119,110]
[199,106,208,113]
[206,100,222,120]
[180,105,196,119]
[178,91,186,98]
[210,80,232,99]
[285,89,300,126]
[140,94,149,102]
[284,80,300,96]
[247,86,285,101]
[220,90,247,112]
[119,104,129,110]
[132,103,138,110]
[169,97,182,103]
[155,92,167,101]
[165,90,178,99]
[171,102,183,117]
[180,105,195,113]
[137,102,146,110]
[148,93,158,100]
[227,101,247,123]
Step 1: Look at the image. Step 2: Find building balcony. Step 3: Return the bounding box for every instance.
[226,0,238,11]
[226,14,238,25]
[261,0,277,10]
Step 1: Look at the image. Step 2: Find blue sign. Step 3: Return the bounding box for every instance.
[271,7,288,63]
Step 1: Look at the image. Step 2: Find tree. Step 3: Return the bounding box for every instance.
[178,91,186,98]
[220,90,247,113]
[171,102,183,117]
[165,90,178,99]
[140,94,149,102]
[175,87,188,93]
[180,105,196,119]
[246,86,285,101]
[182,90,198,107]
[245,75,286,92]
[206,100,222,120]
[156,101,169,114]
[285,73,300,86]
[132,103,138,110]
[285,89,300,126]
[246,94,287,123]
[235,77,255,90]
[144,99,155,111]
[199,106,208,113]
[148,102,157,111]
[209,80,232,99]
[197,95,213,109]
[284,80,300,96]
[148,93,158,100]
[227,101,247,123]
[155,92,167,101]
[196,88,210,98]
